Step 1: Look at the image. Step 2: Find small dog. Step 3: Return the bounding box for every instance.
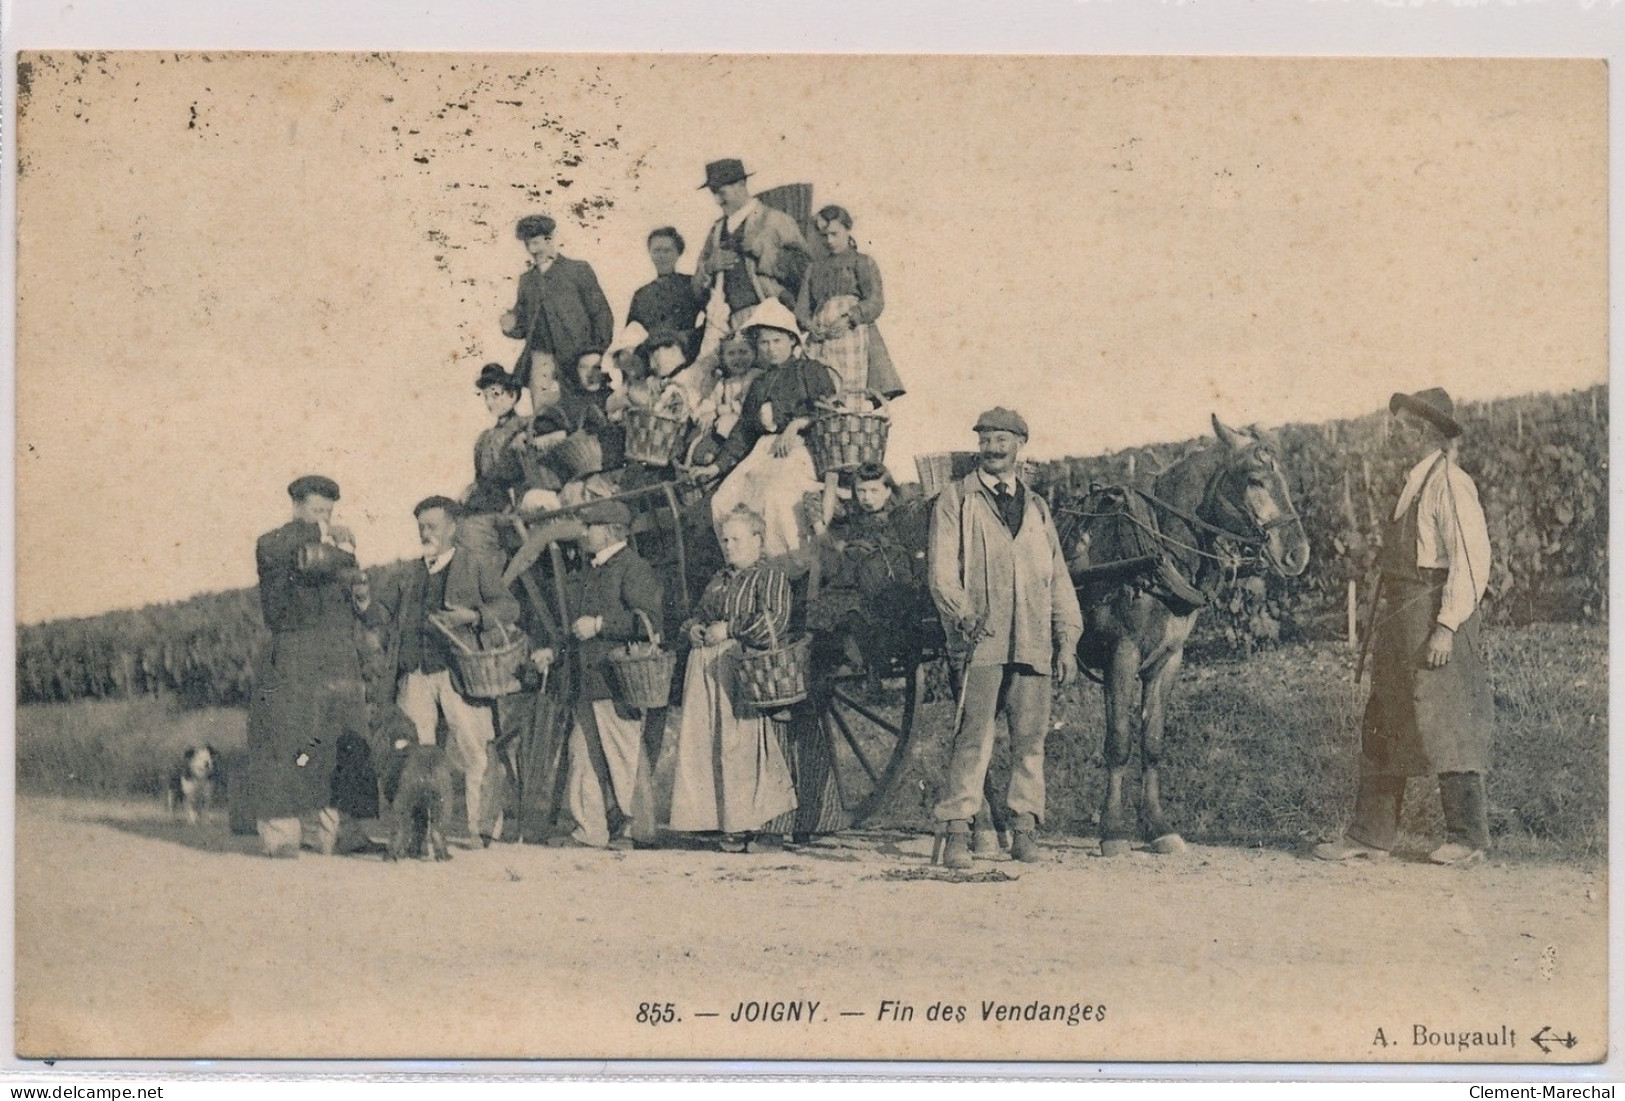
[166,745,219,825]
[380,738,455,862]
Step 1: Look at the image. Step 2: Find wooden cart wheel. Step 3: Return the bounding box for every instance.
[815,657,932,828]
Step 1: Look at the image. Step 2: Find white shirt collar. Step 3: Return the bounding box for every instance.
[425,548,456,574]
[591,540,628,568]
[725,197,761,235]
[978,467,1017,495]
[1394,449,1446,520]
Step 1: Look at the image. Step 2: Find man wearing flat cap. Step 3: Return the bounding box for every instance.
[529,498,665,848]
[1317,387,1495,866]
[500,213,615,415]
[247,475,370,857]
[692,159,810,346]
[928,408,1083,870]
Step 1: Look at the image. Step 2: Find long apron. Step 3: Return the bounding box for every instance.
[667,640,797,833]
[1361,462,1494,777]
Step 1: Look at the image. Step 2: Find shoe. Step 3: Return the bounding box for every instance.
[1313,836,1390,862]
[971,828,1001,856]
[542,833,597,849]
[932,821,973,870]
[717,834,748,853]
[745,833,786,854]
[479,833,494,849]
[1009,813,1041,863]
[1427,842,1485,866]
[265,847,298,860]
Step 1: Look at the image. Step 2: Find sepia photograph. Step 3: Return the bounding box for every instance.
[9,49,1611,1066]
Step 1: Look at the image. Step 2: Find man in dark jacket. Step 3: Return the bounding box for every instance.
[248,475,369,858]
[530,499,664,848]
[500,213,615,414]
[361,496,521,844]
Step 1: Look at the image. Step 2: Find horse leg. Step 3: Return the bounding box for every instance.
[1140,649,1186,853]
[1099,639,1141,857]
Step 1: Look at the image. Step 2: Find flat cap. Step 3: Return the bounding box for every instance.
[288,474,340,501]
[578,499,633,527]
[973,407,1029,439]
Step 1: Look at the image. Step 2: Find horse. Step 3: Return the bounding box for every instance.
[1060,416,1310,857]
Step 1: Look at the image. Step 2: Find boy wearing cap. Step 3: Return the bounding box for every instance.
[1316,388,1495,866]
[531,499,664,848]
[248,475,369,858]
[500,214,615,415]
[928,409,1083,869]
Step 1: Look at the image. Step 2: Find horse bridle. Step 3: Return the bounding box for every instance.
[1137,441,1302,573]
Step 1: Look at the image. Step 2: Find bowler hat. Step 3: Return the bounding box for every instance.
[700,158,752,191]
[578,499,633,528]
[476,363,521,393]
[973,407,1029,440]
[1389,387,1462,439]
[288,474,341,502]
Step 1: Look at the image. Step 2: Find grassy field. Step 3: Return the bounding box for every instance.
[16,623,1606,861]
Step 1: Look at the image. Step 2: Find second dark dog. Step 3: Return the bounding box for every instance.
[380,738,456,862]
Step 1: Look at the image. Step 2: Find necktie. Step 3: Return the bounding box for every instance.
[993,481,1022,535]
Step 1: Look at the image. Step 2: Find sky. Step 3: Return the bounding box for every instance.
[13,53,1608,623]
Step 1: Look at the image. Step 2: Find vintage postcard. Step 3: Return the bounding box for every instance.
[10,51,1610,1066]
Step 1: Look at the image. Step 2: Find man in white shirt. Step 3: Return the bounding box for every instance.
[1317,388,1495,866]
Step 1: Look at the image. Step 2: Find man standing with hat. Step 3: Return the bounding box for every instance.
[529,499,665,848]
[692,159,810,350]
[928,409,1083,869]
[500,213,615,415]
[360,496,521,845]
[1317,388,1495,866]
[248,475,370,858]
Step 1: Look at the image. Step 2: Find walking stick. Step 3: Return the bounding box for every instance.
[1353,573,1384,684]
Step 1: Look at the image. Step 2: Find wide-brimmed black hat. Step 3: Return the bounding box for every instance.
[699,158,752,191]
[475,363,521,393]
[288,474,340,502]
[1389,387,1462,439]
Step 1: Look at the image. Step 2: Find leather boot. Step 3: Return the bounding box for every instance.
[1009,812,1041,863]
[1346,774,1405,852]
[932,820,973,870]
[1432,772,1489,864]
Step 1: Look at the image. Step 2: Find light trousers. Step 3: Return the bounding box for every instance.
[933,663,1051,824]
[397,669,496,837]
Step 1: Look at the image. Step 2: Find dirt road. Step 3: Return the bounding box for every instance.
[14,796,1608,1064]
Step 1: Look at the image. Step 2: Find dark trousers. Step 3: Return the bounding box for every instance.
[1349,771,1489,851]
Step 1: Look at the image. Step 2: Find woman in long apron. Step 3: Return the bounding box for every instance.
[795,204,904,400]
[667,505,798,851]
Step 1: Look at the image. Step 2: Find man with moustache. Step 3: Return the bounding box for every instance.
[927,409,1083,870]
[692,159,810,326]
[360,496,520,845]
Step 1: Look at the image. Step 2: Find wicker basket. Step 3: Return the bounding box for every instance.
[554,431,604,479]
[916,452,1036,498]
[429,614,527,699]
[734,613,813,710]
[807,391,890,479]
[622,406,685,467]
[606,610,676,712]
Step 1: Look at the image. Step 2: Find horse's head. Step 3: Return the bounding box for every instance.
[1208,416,1310,578]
